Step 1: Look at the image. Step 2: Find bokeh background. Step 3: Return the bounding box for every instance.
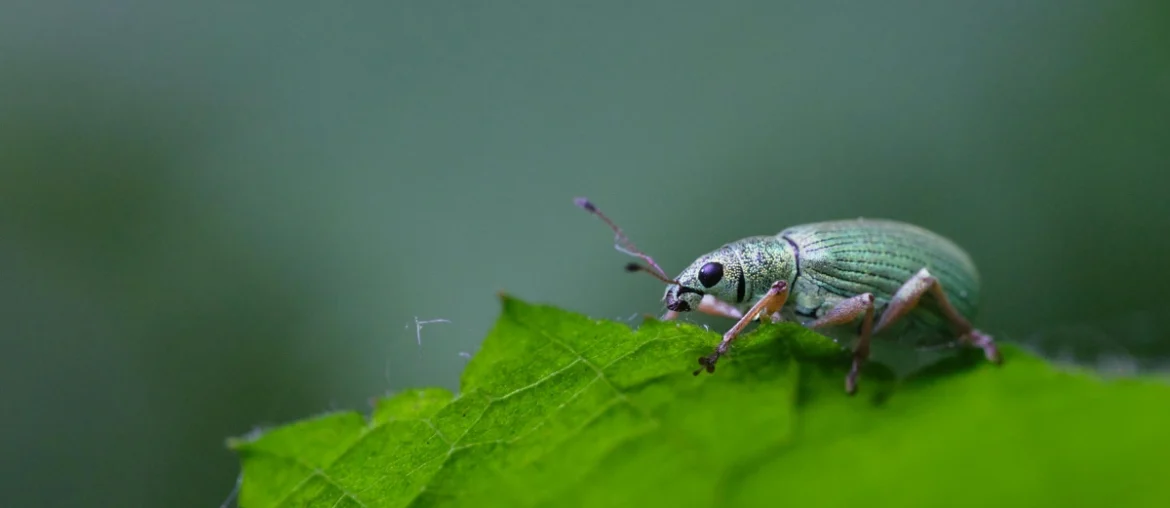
[2,1,1168,506]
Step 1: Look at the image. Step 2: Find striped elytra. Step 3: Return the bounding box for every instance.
[781,219,980,320]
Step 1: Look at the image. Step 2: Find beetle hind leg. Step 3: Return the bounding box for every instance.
[876,268,1002,364]
[962,329,1001,364]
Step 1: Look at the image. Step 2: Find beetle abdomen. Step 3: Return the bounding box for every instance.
[781,219,981,321]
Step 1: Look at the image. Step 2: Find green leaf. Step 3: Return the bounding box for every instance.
[230,296,1170,508]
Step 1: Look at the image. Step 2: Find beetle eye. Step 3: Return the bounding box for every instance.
[698,262,723,288]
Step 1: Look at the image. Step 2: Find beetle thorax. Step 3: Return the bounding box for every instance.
[730,236,797,308]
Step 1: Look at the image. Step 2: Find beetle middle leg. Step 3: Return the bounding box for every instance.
[807,293,876,394]
[694,281,789,375]
[875,268,1002,364]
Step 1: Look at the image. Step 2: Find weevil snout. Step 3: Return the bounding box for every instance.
[664,285,702,312]
[666,297,690,312]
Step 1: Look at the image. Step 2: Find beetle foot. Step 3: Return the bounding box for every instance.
[844,373,858,395]
[844,359,863,395]
[965,329,1001,364]
[693,351,721,376]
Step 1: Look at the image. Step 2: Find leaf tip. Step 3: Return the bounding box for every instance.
[496,292,529,313]
[224,427,267,451]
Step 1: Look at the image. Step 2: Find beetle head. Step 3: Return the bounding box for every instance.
[663,246,744,313]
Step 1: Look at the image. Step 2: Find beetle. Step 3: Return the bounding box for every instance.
[575,197,1000,394]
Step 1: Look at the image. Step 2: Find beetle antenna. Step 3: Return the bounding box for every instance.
[624,262,679,285]
[574,197,673,282]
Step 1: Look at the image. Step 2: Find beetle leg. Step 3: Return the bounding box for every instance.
[808,293,876,394]
[875,268,1001,364]
[697,295,744,320]
[660,295,743,321]
[694,280,789,375]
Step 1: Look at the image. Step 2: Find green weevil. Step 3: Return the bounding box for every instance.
[575,197,1001,394]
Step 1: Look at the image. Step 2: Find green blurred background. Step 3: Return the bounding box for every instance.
[2,1,1168,506]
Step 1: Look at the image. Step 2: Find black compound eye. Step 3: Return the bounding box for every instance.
[698,262,724,288]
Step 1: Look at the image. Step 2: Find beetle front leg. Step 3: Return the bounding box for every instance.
[694,280,789,375]
[661,295,744,321]
[696,295,745,320]
[808,293,876,394]
[875,268,1001,364]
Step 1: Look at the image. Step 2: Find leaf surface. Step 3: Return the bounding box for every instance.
[230,296,1170,507]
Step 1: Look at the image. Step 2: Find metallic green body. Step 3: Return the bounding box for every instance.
[665,219,980,347]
